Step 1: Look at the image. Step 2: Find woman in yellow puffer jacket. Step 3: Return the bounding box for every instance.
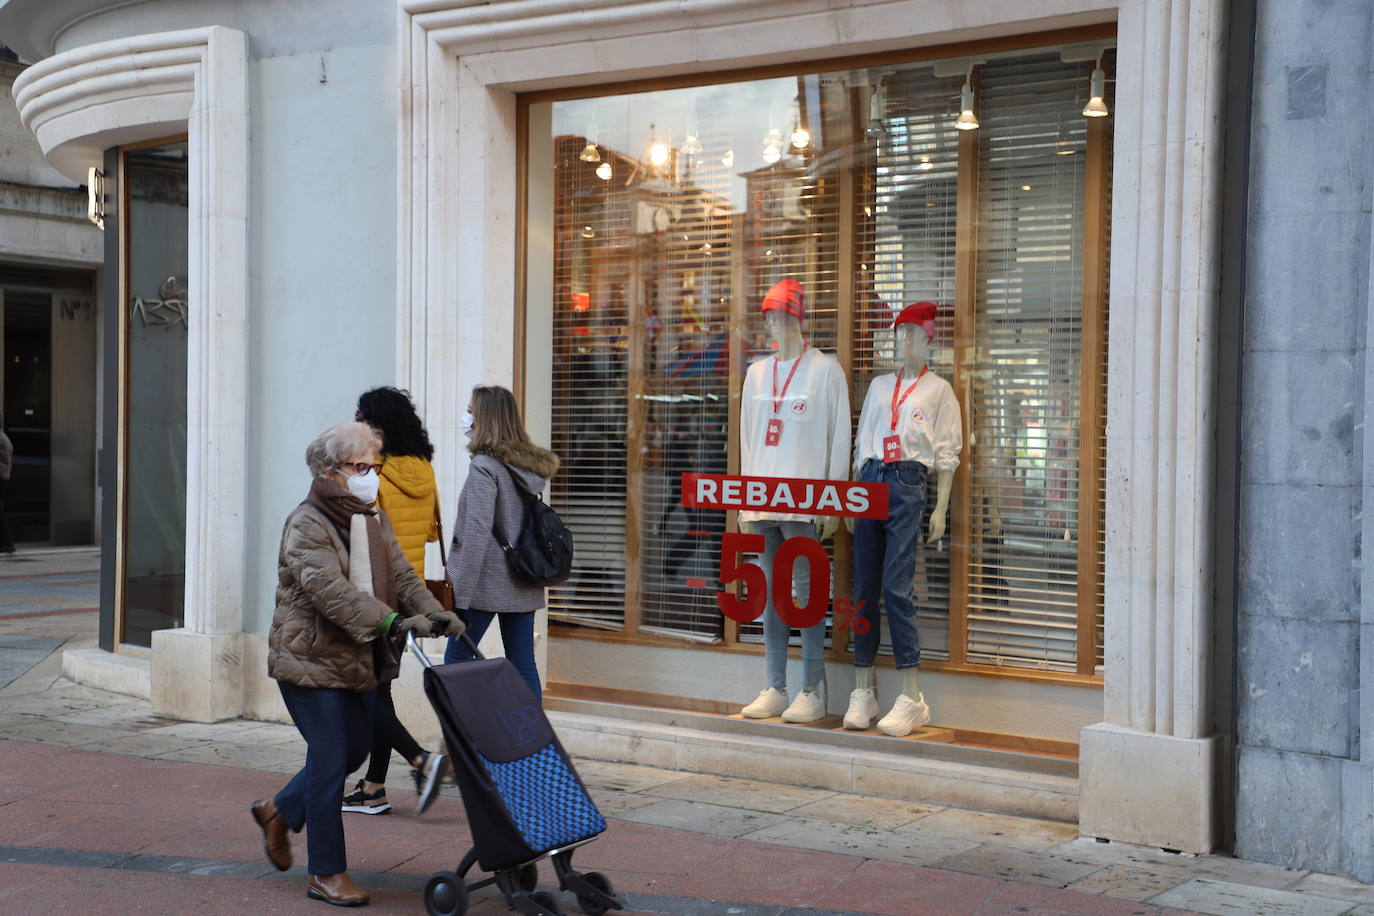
[343,387,450,817]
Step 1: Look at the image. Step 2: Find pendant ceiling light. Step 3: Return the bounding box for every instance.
[646,124,670,167]
[579,142,600,162]
[721,148,735,168]
[596,160,613,181]
[790,124,811,150]
[681,134,703,156]
[1083,57,1109,117]
[864,80,885,139]
[954,75,979,131]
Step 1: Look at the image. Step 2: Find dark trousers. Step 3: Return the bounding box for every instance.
[444,610,541,701]
[274,682,376,876]
[363,681,425,784]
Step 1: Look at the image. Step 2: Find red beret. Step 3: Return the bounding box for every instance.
[893,301,938,341]
[761,278,805,323]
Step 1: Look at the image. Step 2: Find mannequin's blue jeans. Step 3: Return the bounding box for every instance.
[747,519,826,690]
[444,610,541,701]
[851,459,927,669]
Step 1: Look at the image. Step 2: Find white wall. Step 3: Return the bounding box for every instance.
[243,42,397,634]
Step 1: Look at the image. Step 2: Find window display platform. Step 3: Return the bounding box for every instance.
[544,694,1079,822]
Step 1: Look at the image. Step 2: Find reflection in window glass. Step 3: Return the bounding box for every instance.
[535,43,1112,672]
[122,141,189,648]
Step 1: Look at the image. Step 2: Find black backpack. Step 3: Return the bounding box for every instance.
[492,463,574,586]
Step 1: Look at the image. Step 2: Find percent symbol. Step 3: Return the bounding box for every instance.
[833,598,870,635]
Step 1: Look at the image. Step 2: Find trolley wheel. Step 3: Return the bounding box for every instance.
[575,871,616,916]
[530,890,565,915]
[517,862,540,893]
[424,870,469,916]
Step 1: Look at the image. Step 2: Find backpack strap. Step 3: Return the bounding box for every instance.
[489,462,534,550]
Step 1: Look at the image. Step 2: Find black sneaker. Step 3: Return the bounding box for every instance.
[341,780,391,815]
[413,752,449,816]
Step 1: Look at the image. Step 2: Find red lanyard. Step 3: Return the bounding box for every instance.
[772,346,807,414]
[889,366,927,430]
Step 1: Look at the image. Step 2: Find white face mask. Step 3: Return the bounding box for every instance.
[461,411,475,438]
[346,468,380,503]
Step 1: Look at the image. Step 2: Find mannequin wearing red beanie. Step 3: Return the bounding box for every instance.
[738,278,850,723]
[844,303,962,737]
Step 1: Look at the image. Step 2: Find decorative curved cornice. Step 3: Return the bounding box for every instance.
[10,26,219,181]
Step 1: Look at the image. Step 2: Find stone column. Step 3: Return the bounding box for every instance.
[1078,0,1228,854]
[148,27,251,723]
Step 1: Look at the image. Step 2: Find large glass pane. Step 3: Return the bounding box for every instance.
[4,290,52,543]
[532,43,1112,674]
[121,141,189,647]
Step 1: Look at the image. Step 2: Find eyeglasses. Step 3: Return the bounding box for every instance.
[340,462,383,475]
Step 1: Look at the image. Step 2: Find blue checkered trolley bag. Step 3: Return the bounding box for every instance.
[407,633,622,916]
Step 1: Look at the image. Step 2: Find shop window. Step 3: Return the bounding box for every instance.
[530,38,1113,680]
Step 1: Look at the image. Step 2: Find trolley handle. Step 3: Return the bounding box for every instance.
[405,629,484,669]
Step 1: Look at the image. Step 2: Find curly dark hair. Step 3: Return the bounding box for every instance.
[356,387,434,460]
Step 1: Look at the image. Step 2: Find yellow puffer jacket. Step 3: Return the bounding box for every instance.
[377,455,440,578]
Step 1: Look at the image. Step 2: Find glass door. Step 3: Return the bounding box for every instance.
[118,139,189,648]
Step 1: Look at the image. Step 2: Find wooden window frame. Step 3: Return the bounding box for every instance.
[521,26,1113,689]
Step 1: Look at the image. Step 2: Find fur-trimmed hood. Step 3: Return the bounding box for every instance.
[470,440,559,490]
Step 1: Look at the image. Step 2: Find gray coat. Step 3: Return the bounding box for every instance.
[446,440,560,613]
[0,431,12,481]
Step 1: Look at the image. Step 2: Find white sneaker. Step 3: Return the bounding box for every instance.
[877,693,931,737]
[780,689,826,723]
[842,688,879,730]
[741,687,788,719]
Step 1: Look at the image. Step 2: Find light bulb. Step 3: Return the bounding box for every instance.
[761,142,782,165]
[917,156,933,171]
[649,142,670,167]
[581,225,595,239]
[681,134,703,156]
[596,160,613,181]
[954,81,979,131]
[579,142,600,162]
[790,126,810,149]
[1083,67,1109,117]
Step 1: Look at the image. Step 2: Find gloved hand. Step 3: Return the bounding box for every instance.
[426,610,466,637]
[815,515,840,541]
[392,614,433,638]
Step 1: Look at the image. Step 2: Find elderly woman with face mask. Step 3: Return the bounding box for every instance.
[250,421,463,908]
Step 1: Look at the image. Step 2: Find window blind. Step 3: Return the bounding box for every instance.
[548,135,632,631]
[967,55,1092,671]
[850,69,964,661]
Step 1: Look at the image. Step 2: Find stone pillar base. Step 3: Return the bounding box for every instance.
[150,628,244,722]
[1079,722,1220,853]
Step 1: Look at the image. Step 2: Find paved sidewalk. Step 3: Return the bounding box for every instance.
[3,561,1374,914]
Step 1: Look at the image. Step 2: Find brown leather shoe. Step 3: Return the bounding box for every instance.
[307,872,370,907]
[250,798,292,871]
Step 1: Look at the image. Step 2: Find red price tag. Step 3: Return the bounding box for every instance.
[764,418,782,447]
[882,435,901,464]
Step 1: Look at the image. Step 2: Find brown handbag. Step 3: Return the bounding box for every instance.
[426,500,455,612]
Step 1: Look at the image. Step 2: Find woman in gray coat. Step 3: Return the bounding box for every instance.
[442,385,559,700]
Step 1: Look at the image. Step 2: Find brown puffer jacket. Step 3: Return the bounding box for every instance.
[268,503,439,691]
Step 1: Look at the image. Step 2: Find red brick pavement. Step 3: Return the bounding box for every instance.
[0,739,1198,915]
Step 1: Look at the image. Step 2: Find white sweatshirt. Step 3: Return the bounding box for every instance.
[854,368,962,474]
[739,347,851,524]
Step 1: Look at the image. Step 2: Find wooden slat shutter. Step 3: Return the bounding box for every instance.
[966,53,1094,671]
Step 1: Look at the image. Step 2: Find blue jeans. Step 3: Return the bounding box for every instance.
[852,459,927,669]
[274,682,377,876]
[748,520,826,690]
[445,610,542,701]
